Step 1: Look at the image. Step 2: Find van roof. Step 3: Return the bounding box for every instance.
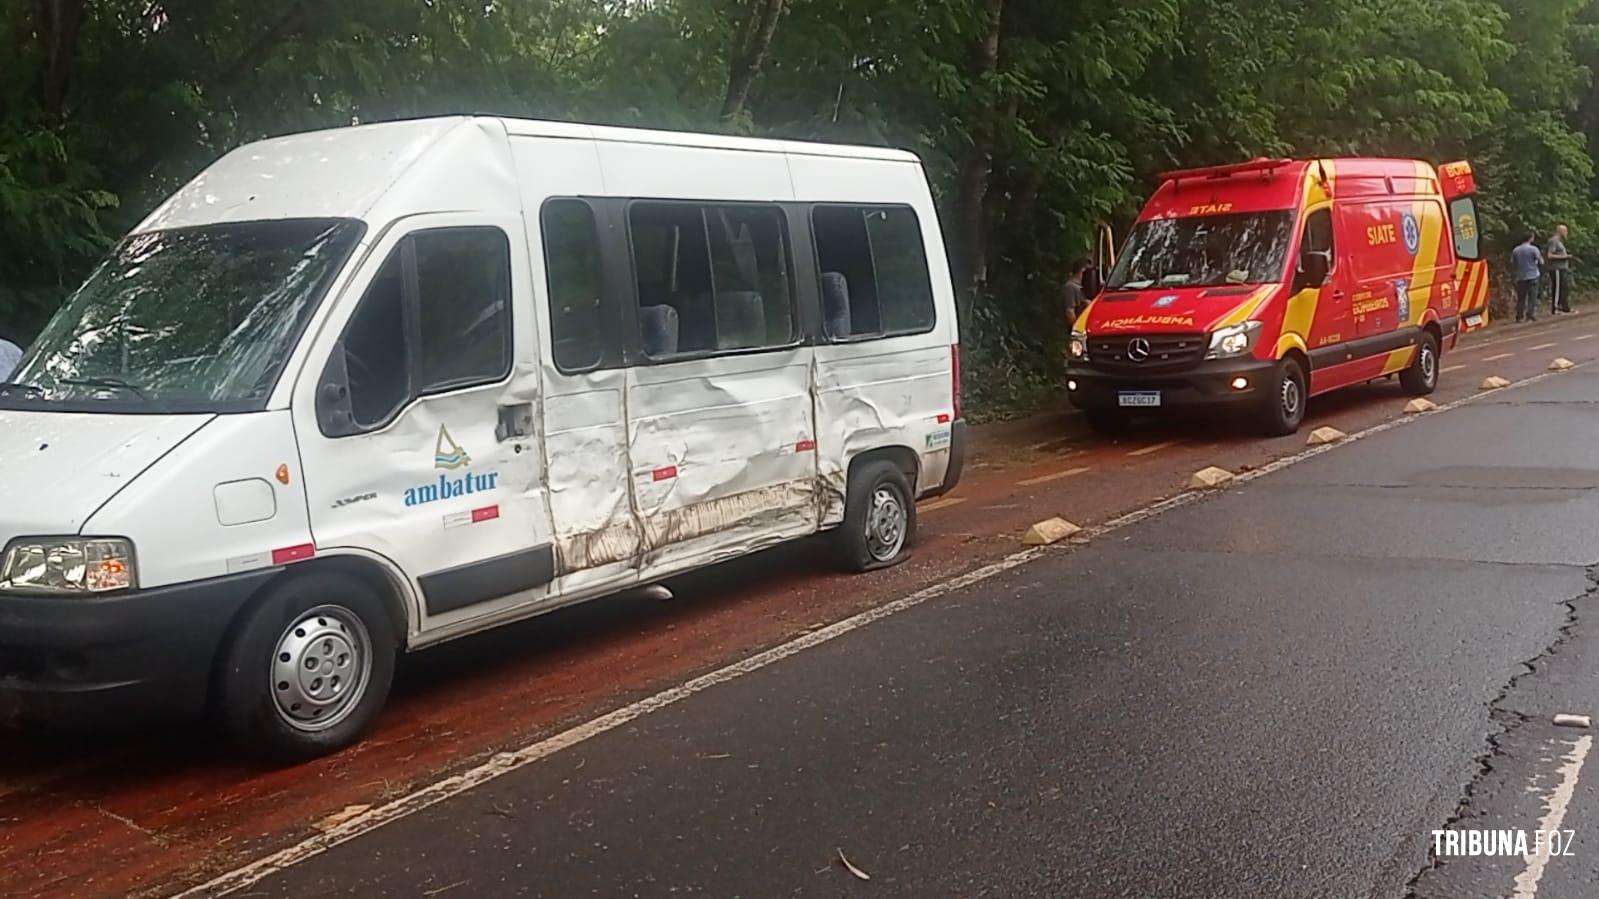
[1141,157,1443,221]
[135,116,922,234]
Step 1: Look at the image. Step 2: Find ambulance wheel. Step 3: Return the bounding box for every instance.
[1083,408,1131,436]
[216,572,396,763]
[836,459,916,572]
[1258,356,1307,436]
[1401,332,1440,396]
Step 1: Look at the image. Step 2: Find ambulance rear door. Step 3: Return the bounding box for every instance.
[1439,161,1488,333]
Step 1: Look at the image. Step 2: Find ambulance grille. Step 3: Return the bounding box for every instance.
[1087,333,1207,373]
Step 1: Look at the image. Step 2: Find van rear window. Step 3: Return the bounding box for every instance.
[813,205,936,340]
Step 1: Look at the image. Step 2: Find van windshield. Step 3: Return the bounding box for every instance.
[0,219,363,414]
[1107,210,1295,290]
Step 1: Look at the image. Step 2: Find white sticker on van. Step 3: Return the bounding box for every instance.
[926,428,952,451]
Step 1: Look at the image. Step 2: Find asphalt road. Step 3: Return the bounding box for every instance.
[220,365,1599,898]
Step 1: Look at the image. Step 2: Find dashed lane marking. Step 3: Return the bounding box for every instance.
[1484,353,1515,362]
[1017,466,1092,487]
[1511,735,1593,899]
[917,497,967,513]
[1127,440,1179,458]
[179,363,1580,899]
[1529,342,1558,350]
[1573,334,1595,342]
[1442,364,1467,373]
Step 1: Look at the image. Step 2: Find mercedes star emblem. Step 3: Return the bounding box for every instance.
[1127,337,1152,362]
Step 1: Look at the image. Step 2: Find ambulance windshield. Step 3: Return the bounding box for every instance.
[1107,210,1294,291]
[0,219,362,414]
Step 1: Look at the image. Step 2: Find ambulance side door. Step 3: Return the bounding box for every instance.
[1290,207,1352,381]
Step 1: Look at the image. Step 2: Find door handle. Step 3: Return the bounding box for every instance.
[496,403,534,442]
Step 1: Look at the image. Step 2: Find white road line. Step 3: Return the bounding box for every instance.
[181,363,1580,899]
[1484,352,1515,362]
[1511,735,1593,899]
[1127,440,1179,457]
[1017,466,1091,487]
[1529,342,1558,351]
[917,497,967,513]
[1442,364,1467,373]
[1574,334,1595,342]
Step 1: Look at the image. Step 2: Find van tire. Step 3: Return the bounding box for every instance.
[836,460,916,572]
[215,572,396,763]
[1400,332,1440,396]
[1258,356,1307,436]
[1083,408,1131,436]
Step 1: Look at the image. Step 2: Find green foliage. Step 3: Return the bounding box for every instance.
[2,0,1597,417]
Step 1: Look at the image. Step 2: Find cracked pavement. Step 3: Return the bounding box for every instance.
[229,368,1599,898]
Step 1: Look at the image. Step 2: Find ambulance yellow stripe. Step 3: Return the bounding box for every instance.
[1407,160,1444,327]
[1277,160,1335,357]
[1381,346,1417,374]
[1214,285,1274,329]
[1458,259,1481,312]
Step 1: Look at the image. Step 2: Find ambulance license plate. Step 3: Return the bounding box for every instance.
[1118,391,1161,408]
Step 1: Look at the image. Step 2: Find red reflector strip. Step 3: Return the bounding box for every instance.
[653,466,678,482]
[472,505,500,523]
[271,543,316,565]
[937,414,951,424]
[796,439,817,452]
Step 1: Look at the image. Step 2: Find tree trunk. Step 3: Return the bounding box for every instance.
[950,0,1005,309]
[722,0,787,122]
[36,0,85,117]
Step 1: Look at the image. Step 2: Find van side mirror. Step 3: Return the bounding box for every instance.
[316,342,359,438]
[1295,250,1331,291]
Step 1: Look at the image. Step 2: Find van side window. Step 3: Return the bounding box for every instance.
[813,205,936,339]
[628,202,796,357]
[343,249,410,429]
[414,228,512,393]
[542,200,605,372]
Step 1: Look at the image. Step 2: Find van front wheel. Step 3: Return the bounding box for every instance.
[836,459,916,572]
[216,572,396,762]
[1400,333,1440,396]
[1258,356,1307,436]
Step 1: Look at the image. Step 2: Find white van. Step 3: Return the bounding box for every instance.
[0,117,964,759]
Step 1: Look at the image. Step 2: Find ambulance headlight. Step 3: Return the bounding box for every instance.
[1206,321,1263,360]
[0,538,136,595]
[1069,331,1088,360]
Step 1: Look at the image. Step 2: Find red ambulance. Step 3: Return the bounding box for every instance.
[1066,157,1488,434]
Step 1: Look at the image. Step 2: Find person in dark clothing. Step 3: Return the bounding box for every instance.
[1547,224,1574,315]
[1512,231,1543,323]
[1063,258,1092,324]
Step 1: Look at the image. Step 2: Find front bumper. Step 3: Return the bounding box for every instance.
[1067,356,1277,410]
[0,570,276,728]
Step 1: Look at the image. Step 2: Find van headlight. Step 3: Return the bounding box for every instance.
[1069,330,1088,360]
[0,538,136,595]
[1206,321,1263,360]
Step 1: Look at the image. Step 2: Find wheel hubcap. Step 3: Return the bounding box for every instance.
[1281,376,1302,418]
[1422,346,1437,383]
[271,605,372,733]
[866,486,908,562]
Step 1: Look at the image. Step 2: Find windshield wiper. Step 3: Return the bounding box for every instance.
[0,381,44,398]
[59,376,149,399]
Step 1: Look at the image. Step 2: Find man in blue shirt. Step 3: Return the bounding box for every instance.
[1512,231,1544,323]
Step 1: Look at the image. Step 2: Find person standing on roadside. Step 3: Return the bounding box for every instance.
[1547,224,1574,315]
[1513,231,1544,323]
[1063,258,1091,324]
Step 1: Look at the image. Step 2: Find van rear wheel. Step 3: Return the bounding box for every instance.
[1258,356,1307,436]
[216,572,396,762]
[835,459,916,572]
[1400,332,1440,396]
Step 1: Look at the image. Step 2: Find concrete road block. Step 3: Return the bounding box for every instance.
[1188,466,1235,489]
[1023,518,1082,546]
[1307,426,1346,446]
